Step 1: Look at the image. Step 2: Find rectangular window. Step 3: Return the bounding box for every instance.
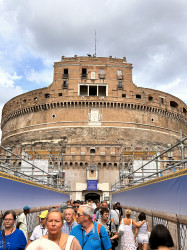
[136,94,141,99]
[62,69,68,79]
[98,86,106,96]
[64,69,68,74]
[161,97,164,105]
[118,82,123,89]
[80,85,88,96]
[79,84,107,97]
[62,80,68,89]
[117,70,123,76]
[89,86,97,96]
[100,69,104,75]
[91,72,95,80]
[82,68,87,78]
[99,69,105,79]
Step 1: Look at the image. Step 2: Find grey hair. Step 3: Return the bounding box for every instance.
[80,205,94,219]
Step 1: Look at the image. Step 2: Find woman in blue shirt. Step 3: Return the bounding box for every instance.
[0,210,27,250]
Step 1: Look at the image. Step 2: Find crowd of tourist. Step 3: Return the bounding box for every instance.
[0,200,174,250]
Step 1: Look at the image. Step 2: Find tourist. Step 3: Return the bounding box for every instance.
[70,205,112,249]
[16,205,31,241]
[110,205,120,229]
[0,210,27,249]
[61,207,77,234]
[66,200,71,206]
[149,224,174,250]
[59,203,67,213]
[42,209,81,249]
[94,201,100,214]
[98,208,118,250]
[115,202,123,220]
[26,210,48,246]
[135,212,150,250]
[95,201,114,222]
[119,209,145,250]
[73,200,81,222]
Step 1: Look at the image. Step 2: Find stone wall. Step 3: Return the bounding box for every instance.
[1,56,187,199]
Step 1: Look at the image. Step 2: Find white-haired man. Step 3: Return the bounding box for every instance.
[61,207,77,234]
[70,205,112,250]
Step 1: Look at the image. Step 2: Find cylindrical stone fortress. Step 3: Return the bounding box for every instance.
[1,56,187,200]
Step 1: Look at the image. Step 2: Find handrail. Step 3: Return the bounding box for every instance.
[112,136,187,191]
[0,145,70,192]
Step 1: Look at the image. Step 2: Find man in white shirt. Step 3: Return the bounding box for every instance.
[26,210,48,247]
[16,205,31,241]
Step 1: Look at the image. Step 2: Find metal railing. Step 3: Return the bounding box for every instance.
[0,205,61,233]
[121,206,187,250]
[0,145,70,192]
[112,136,187,192]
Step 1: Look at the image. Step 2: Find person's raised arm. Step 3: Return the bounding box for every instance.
[132,219,145,228]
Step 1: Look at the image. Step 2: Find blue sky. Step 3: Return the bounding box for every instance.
[0,0,187,139]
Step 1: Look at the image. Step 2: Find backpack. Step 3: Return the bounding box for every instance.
[97,223,118,248]
[97,223,102,235]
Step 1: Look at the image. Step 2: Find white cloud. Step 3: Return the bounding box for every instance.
[0,0,186,108]
[0,68,22,87]
[26,68,53,85]
[156,77,187,104]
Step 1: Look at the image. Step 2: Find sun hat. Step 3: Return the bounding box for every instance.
[39,210,48,219]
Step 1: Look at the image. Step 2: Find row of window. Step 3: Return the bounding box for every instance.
[63,162,118,167]
[62,68,123,80]
[17,92,186,112]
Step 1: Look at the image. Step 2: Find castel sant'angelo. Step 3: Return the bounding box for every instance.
[1,55,187,200]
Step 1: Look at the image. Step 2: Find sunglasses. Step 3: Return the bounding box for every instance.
[74,206,80,208]
[77,213,84,217]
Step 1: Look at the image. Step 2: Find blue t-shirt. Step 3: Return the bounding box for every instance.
[70,222,112,250]
[0,228,27,250]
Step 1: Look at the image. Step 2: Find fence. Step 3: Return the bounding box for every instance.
[0,205,60,234]
[121,205,187,250]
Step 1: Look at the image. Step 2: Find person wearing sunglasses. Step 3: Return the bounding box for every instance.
[0,210,27,249]
[70,205,112,250]
[73,201,81,222]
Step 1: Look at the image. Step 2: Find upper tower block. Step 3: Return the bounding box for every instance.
[51,56,135,98]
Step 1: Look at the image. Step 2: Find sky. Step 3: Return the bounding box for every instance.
[0,0,187,139]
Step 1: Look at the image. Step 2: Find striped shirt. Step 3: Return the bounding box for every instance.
[61,221,77,234]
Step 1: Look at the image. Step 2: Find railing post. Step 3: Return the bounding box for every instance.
[176,214,181,250]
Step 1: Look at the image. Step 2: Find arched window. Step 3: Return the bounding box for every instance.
[90,148,95,154]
